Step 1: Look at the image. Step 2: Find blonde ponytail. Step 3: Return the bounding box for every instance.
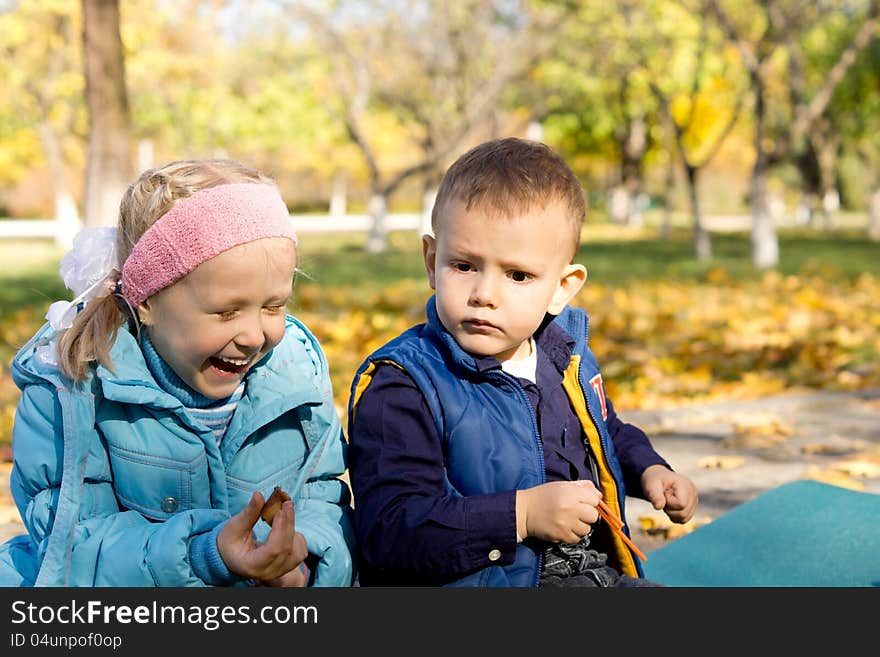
[57,275,127,381]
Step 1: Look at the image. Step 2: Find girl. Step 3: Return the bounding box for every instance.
[0,159,355,587]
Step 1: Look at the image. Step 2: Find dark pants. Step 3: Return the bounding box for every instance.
[538,536,663,588]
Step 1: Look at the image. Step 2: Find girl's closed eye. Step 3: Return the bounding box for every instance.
[217,309,238,320]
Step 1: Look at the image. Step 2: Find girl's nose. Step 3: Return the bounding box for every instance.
[235,314,265,349]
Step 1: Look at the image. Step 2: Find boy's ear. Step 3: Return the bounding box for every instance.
[422,234,438,290]
[547,264,587,315]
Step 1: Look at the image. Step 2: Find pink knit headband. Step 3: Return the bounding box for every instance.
[121,183,297,306]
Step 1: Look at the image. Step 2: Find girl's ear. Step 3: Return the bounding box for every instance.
[422,234,438,290]
[136,299,153,327]
[547,264,587,315]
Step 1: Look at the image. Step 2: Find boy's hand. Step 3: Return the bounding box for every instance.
[217,491,309,582]
[516,480,601,544]
[641,464,698,524]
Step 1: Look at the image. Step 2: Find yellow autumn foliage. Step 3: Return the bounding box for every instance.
[289,269,880,427]
[1,259,878,442]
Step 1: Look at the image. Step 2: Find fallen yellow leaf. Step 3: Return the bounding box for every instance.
[732,415,795,437]
[801,443,850,456]
[830,456,880,479]
[636,514,713,540]
[803,467,866,491]
[722,433,789,449]
[698,455,747,470]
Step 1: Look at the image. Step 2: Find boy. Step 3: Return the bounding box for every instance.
[347,137,697,587]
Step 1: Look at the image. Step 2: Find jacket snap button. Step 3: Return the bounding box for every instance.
[488,548,501,561]
[161,496,179,513]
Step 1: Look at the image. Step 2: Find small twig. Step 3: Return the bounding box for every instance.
[597,499,647,562]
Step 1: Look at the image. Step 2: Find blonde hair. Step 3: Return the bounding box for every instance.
[431,137,585,260]
[58,159,276,380]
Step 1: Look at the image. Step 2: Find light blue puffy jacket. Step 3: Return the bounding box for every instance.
[0,315,355,587]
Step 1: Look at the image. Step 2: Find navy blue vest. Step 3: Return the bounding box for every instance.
[350,298,642,585]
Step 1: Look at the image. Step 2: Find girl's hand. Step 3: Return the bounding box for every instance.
[217,491,309,581]
[258,558,309,588]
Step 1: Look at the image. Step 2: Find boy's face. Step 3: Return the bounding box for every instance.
[137,238,296,399]
[423,199,586,362]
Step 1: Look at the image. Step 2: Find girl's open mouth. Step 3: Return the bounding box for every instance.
[209,356,248,376]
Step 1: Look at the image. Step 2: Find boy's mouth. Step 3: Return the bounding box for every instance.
[463,319,498,331]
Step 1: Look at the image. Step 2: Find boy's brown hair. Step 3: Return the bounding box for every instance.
[430,137,585,259]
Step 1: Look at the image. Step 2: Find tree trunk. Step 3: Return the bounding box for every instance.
[608,185,633,224]
[750,82,779,269]
[804,124,841,229]
[366,192,389,253]
[817,138,840,230]
[624,118,647,227]
[659,162,675,240]
[330,172,347,217]
[611,117,647,226]
[37,121,80,249]
[137,138,154,174]
[794,141,822,227]
[820,190,840,229]
[420,187,437,238]
[82,0,132,228]
[751,165,779,269]
[685,165,711,261]
[794,193,816,225]
[856,144,880,241]
[869,190,880,242]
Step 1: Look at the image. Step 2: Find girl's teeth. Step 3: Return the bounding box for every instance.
[218,356,248,366]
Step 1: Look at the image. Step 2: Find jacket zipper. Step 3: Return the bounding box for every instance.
[491,370,545,587]
[578,317,640,574]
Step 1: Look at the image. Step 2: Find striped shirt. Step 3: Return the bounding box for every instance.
[140,332,244,443]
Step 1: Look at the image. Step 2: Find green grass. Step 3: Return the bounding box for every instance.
[0,242,67,318]
[574,229,880,285]
[6,227,875,316]
[297,231,428,294]
[296,226,879,293]
[3,226,877,313]
[0,240,66,272]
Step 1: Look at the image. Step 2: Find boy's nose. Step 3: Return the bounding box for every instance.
[469,275,498,308]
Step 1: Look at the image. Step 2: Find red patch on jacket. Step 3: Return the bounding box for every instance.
[589,373,608,421]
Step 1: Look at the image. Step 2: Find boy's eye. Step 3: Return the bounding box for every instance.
[217,310,237,320]
[264,305,285,313]
[453,262,472,272]
[510,271,531,282]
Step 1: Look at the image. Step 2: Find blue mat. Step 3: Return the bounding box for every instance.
[641,480,880,587]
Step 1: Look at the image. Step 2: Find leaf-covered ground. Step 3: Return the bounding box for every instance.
[291,266,880,425]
